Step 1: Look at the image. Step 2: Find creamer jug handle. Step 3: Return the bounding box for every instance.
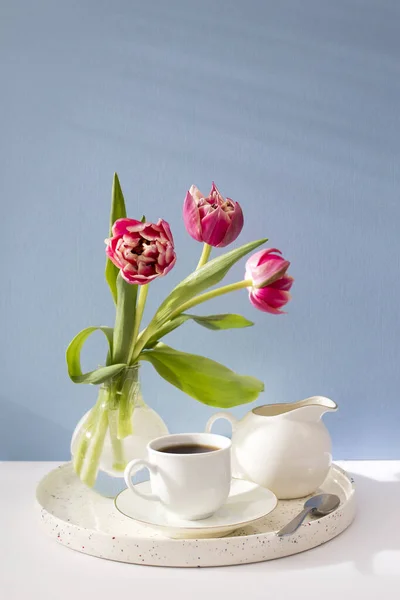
[205,412,238,435]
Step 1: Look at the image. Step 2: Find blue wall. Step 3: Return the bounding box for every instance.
[1,0,399,460]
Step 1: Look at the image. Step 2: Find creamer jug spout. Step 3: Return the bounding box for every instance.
[293,396,338,422]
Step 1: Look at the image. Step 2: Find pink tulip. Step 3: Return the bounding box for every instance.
[105,218,176,285]
[245,249,293,314]
[183,182,244,247]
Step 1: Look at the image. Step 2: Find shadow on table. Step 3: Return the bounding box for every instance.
[240,469,400,575]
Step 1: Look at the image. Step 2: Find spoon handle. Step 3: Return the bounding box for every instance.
[277,507,312,537]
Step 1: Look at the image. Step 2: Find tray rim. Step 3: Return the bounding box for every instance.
[37,462,355,543]
[36,462,356,566]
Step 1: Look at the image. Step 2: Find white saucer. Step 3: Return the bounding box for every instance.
[114,478,277,539]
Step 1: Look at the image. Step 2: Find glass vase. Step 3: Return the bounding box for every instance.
[70,365,168,496]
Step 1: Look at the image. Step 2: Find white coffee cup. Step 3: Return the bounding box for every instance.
[124,433,231,520]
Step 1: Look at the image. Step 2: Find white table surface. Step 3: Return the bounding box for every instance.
[1,461,399,598]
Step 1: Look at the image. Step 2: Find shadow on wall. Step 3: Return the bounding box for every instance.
[0,397,71,461]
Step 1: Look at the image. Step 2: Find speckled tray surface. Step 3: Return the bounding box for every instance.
[36,463,355,567]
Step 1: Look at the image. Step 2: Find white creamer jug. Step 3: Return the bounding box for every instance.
[206,396,337,499]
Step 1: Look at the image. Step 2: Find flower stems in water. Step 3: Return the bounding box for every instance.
[108,409,126,472]
[72,396,100,476]
[72,366,143,486]
[81,403,109,487]
[117,373,138,439]
[73,386,110,487]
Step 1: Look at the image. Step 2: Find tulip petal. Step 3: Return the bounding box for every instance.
[210,181,219,195]
[209,181,223,202]
[105,236,119,254]
[270,275,294,291]
[257,248,282,265]
[105,252,121,270]
[245,249,267,273]
[248,291,284,314]
[112,218,144,237]
[189,185,205,204]
[198,204,213,219]
[122,233,141,246]
[200,205,231,247]
[246,248,281,271]
[121,268,159,285]
[162,255,177,276]
[218,200,244,247]
[105,238,123,268]
[258,286,291,308]
[248,287,290,314]
[159,219,174,245]
[138,262,153,276]
[253,258,290,288]
[183,191,203,242]
[141,227,161,241]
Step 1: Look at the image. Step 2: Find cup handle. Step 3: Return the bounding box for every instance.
[205,412,238,434]
[124,459,160,501]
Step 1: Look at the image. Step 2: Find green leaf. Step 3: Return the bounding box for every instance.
[185,313,254,331]
[105,173,127,304]
[66,326,127,384]
[144,313,253,349]
[112,273,138,364]
[140,343,264,408]
[141,238,267,346]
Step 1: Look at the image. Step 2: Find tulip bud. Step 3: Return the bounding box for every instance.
[183,182,244,248]
[245,249,293,314]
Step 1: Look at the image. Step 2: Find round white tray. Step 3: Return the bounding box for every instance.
[36,462,355,567]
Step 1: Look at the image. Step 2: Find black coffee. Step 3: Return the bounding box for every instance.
[158,444,219,454]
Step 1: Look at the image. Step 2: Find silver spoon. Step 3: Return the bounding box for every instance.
[277,493,340,537]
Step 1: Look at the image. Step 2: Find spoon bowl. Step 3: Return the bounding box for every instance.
[277,493,341,536]
[304,493,341,515]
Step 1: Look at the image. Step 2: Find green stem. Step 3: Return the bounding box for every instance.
[108,409,126,471]
[73,396,101,477]
[196,243,212,270]
[118,387,134,438]
[168,279,252,321]
[118,366,140,439]
[81,407,109,487]
[112,273,138,364]
[129,284,149,364]
[76,387,110,487]
[72,429,90,477]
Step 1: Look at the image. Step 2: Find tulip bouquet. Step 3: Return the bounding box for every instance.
[66,175,293,487]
